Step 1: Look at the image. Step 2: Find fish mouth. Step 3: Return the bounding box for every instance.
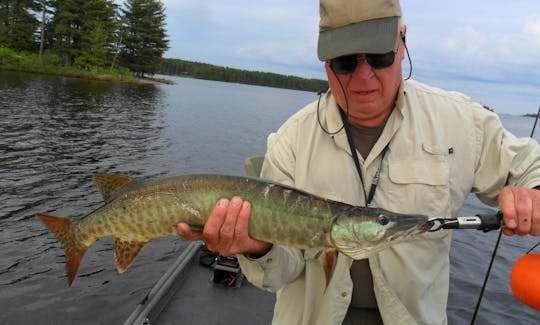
[420,220,436,232]
[391,214,431,231]
[384,214,432,241]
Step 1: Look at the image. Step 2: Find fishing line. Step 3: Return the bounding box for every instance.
[526,241,540,254]
[402,34,412,81]
[530,104,540,138]
[525,103,540,255]
[316,65,348,135]
[470,103,540,324]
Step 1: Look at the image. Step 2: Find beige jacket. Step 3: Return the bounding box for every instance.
[238,80,540,325]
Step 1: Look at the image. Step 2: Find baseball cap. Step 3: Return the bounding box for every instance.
[317,0,402,61]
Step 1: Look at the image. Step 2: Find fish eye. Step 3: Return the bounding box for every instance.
[378,215,389,226]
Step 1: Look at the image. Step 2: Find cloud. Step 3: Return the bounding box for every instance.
[234,42,317,67]
[442,27,489,58]
[162,0,320,76]
[524,14,540,48]
[160,0,540,114]
[163,0,314,27]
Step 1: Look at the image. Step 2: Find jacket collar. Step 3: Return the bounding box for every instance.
[322,80,407,166]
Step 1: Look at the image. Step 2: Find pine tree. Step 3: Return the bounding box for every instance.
[73,21,109,68]
[49,0,117,67]
[120,0,169,77]
[49,0,84,64]
[0,0,40,52]
[73,0,118,68]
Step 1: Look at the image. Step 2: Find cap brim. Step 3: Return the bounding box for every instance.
[318,16,398,61]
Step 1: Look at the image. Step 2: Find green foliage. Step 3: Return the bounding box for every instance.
[0,48,136,81]
[0,0,40,52]
[159,58,329,93]
[0,47,20,65]
[0,47,64,70]
[49,0,118,67]
[73,21,109,69]
[120,0,169,77]
[49,0,83,63]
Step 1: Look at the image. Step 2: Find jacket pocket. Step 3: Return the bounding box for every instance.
[388,159,448,186]
[389,144,450,185]
[386,143,450,217]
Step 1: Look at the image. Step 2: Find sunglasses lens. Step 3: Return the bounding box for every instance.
[330,51,396,74]
[330,55,358,74]
[366,51,395,69]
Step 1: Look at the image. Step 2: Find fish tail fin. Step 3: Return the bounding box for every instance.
[37,214,88,286]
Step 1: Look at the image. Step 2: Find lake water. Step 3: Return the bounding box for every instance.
[1,70,539,324]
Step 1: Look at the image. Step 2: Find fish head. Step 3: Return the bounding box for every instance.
[330,209,431,260]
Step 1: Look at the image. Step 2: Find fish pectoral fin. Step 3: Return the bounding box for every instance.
[93,174,135,202]
[322,250,338,286]
[113,236,148,273]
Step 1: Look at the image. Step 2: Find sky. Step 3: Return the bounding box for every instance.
[160,0,540,115]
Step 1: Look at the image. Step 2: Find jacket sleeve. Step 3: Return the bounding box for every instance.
[238,125,307,292]
[472,106,540,205]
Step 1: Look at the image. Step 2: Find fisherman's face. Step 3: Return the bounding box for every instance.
[326,28,406,127]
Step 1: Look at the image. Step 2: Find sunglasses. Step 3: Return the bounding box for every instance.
[330,51,396,74]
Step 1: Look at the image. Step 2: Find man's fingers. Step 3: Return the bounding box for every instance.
[531,193,540,236]
[233,200,272,256]
[177,223,203,240]
[202,198,229,247]
[234,201,251,240]
[514,189,533,235]
[499,187,518,229]
[219,196,243,243]
[499,187,540,237]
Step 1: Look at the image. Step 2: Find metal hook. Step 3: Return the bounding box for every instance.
[426,218,459,232]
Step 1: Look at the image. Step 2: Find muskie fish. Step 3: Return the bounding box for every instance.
[38,174,431,286]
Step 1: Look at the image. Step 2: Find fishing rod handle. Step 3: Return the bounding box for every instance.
[471,211,503,232]
[439,211,503,232]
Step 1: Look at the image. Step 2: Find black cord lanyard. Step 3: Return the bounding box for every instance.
[339,109,388,207]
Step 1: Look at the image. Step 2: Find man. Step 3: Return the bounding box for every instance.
[178,0,540,324]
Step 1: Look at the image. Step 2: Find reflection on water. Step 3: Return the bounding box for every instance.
[0,70,538,324]
[0,71,315,324]
[0,71,177,325]
[1,71,167,222]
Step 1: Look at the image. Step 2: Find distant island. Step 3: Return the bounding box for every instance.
[524,113,539,118]
[158,58,329,93]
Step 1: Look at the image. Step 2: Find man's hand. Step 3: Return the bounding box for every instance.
[176,196,273,257]
[498,186,540,236]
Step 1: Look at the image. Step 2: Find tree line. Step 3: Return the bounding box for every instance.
[0,0,169,76]
[159,58,329,93]
[1,1,328,91]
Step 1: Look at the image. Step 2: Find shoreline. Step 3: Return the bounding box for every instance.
[0,66,174,85]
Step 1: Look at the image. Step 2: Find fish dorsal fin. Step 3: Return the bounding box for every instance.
[113,236,148,273]
[93,174,135,201]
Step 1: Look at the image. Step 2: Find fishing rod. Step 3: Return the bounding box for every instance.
[526,105,540,259]
[468,104,540,324]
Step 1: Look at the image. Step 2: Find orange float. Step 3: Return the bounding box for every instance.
[510,253,540,310]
